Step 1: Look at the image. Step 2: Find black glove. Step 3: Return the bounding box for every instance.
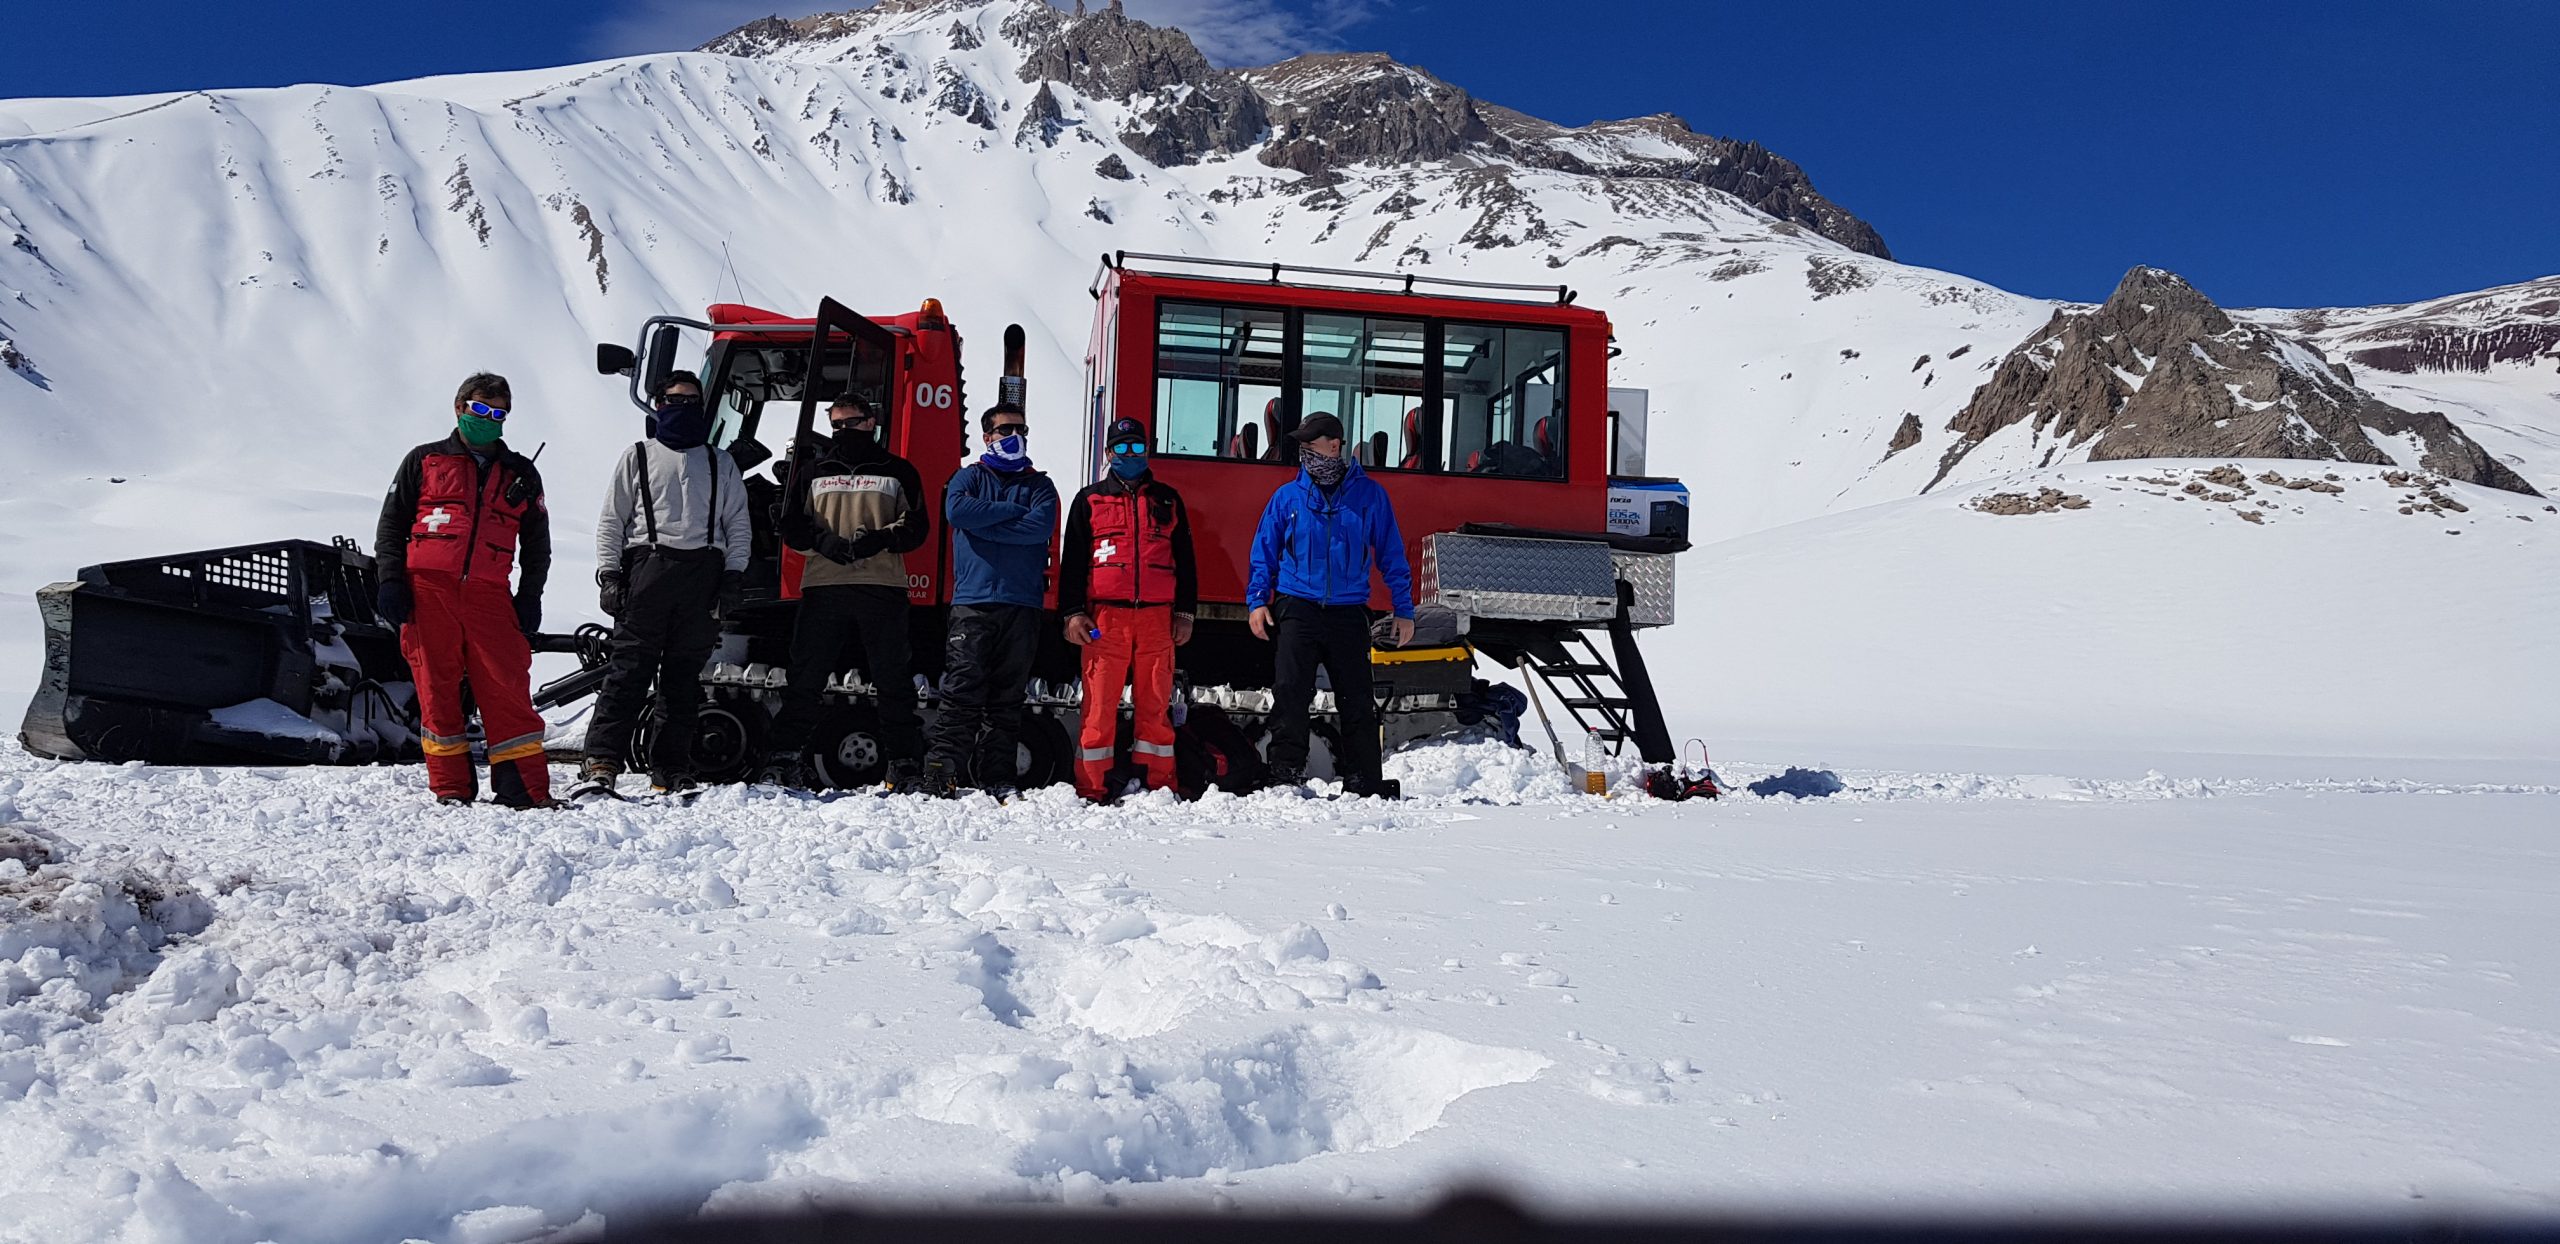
[375,578,412,627]
[597,569,626,618]
[813,533,859,565]
[514,593,541,636]
[848,528,890,561]
[715,570,745,619]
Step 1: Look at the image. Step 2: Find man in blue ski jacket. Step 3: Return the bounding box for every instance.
[921,402,1059,795]
[1246,412,1416,796]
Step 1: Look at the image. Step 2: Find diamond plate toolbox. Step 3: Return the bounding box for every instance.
[1612,549,1676,627]
[1421,533,1619,623]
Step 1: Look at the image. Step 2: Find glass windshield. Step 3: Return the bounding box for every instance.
[708,331,893,454]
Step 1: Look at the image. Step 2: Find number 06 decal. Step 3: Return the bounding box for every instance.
[912,382,955,409]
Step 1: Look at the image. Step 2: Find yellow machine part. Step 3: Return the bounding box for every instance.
[1370,644,1471,666]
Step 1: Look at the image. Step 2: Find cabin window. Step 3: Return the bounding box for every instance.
[1438,323,1566,478]
[1153,301,1285,459]
[1297,313,1428,470]
[1147,299,1569,480]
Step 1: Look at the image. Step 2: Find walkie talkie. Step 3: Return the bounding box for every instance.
[505,442,545,506]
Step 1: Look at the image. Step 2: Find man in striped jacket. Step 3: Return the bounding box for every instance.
[761,393,931,789]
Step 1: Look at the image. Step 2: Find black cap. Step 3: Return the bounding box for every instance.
[1106,417,1147,445]
[1290,412,1344,443]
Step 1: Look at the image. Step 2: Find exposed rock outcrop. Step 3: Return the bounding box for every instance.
[1884,413,1923,456]
[1014,3,1266,165]
[1934,267,2538,495]
[1243,53,1505,176]
[1015,81,1067,147]
[2244,275,2560,375]
[699,0,1890,256]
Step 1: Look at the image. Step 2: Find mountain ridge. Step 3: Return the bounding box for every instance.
[700,0,1894,258]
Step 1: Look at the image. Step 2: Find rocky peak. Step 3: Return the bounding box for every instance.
[699,1,1891,256]
[2095,266,2232,336]
[1933,267,2536,495]
[1017,3,1218,97]
[1242,53,1505,176]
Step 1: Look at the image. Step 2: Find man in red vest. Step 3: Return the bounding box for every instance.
[372,372,555,807]
[1058,417,1197,801]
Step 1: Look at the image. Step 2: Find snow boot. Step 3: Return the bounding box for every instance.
[912,759,960,799]
[571,758,623,801]
[1343,776,1401,801]
[1261,766,1308,796]
[651,769,700,797]
[881,758,925,796]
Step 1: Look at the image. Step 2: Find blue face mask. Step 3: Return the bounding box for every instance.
[987,433,1029,463]
[1109,452,1146,479]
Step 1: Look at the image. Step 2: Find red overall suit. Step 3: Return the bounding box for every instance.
[376,434,553,804]
[1058,474,1195,800]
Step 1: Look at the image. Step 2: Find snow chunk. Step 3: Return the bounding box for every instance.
[128,947,242,1026]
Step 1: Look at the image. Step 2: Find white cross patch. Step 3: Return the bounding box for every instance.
[422,506,454,532]
[1094,538,1117,563]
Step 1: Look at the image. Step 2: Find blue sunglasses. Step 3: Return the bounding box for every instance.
[466,400,509,422]
[1110,440,1147,455]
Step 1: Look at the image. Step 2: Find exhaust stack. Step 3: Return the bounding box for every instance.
[1000,324,1027,409]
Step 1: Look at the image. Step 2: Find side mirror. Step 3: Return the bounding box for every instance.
[727,437,772,473]
[596,342,637,376]
[643,324,682,395]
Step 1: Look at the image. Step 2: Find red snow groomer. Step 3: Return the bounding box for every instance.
[1079,253,1690,778]
[20,256,1690,789]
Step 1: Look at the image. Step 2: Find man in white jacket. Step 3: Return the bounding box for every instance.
[579,371,754,794]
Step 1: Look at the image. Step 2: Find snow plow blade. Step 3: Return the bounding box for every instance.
[17,538,415,765]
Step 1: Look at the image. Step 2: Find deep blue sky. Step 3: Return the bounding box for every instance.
[5,0,2551,307]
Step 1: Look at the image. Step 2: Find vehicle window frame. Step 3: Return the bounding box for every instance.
[1145,299,1571,484]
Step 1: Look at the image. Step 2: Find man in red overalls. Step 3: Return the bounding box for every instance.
[1058,417,1197,801]
[372,372,554,807]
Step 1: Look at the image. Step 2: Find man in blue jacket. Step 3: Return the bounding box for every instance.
[1246,412,1416,796]
[921,402,1059,796]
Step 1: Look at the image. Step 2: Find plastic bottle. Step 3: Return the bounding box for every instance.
[1583,728,1607,796]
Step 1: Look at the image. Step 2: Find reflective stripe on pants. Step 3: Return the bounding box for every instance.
[399,572,550,804]
[1074,604,1176,799]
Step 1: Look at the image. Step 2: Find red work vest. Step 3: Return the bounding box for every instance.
[1084,484,1180,607]
[407,449,534,581]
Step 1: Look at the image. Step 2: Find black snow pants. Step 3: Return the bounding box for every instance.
[924,602,1041,787]
[585,545,724,776]
[1265,594,1381,785]
[768,583,921,763]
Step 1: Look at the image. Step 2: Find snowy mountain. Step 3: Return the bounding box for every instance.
[1934,266,2535,495]
[0,0,2552,756]
[2236,276,2560,497]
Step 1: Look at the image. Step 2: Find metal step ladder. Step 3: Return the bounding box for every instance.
[1525,633,1640,756]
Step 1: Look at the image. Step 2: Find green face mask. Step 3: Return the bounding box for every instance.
[457,412,504,447]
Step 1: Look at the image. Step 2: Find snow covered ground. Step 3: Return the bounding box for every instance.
[1668,459,2560,761]
[5,737,2558,1242]
[4,8,2556,1235]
